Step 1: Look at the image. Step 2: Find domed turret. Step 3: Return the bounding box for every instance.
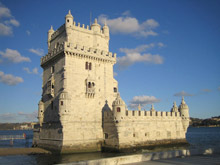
[171,101,178,112]
[178,96,189,117]
[103,21,109,38]
[150,104,156,112]
[38,100,44,127]
[59,90,71,126]
[178,96,190,132]
[65,10,73,40]
[48,26,54,49]
[91,18,101,33]
[112,93,126,120]
[65,10,73,27]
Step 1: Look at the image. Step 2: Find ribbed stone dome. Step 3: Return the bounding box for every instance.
[112,93,125,106]
[178,97,189,109]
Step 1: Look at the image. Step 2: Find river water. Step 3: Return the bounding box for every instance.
[0,127,220,165]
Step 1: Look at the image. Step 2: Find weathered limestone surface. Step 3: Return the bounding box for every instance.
[33,11,190,153]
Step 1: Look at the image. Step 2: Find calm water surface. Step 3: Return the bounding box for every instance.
[0,127,220,165]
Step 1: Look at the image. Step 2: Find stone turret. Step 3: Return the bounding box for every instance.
[150,104,156,112]
[112,93,126,120]
[91,18,101,33]
[65,10,73,41]
[103,22,109,38]
[171,101,178,112]
[48,26,54,50]
[38,100,44,127]
[179,97,190,131]
[59,90,71,126]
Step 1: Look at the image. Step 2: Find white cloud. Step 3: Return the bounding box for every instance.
[122,10,131,16]
[23,67,38,74]
[0,3,20,36]
[0,23,12,36]
[18,111,38,121]
[29,48,44,56]
[158,42,165,48]
[117,44,164,69]
[0,111,37,123]
[120,44,155,54]
[174,91,194,97]
[26,30,31,36]
[129,95,160,109]
[0,48,31,63]
[0,113,16,122]
[0,71,23,85]
[5,19,20,27]
[98,11,159,37]
[0,6,11,18]
[201,89,211,93]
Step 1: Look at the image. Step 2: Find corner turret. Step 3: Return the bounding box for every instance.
[171,101,178,112]
[179,97,190,132]
[150,104,156,112]
[38,100,44,127]
[91,18,101,33]
[112,93,126,120]
[59,90,71,126]
[65,10,73,41]
[103,21,109,38]
[48,26,54,50]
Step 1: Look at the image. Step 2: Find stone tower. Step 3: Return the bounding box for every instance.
[33,11,118,153]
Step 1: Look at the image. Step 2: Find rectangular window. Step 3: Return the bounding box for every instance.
[113,87,117,93]
[132,111,135,116]
[61,101,63,106]
[117,107,121,112]
[133,133,135,137]
[139,111,141,116]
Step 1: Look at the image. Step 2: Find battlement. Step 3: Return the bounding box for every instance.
[104,110,181,121]
[41,41,116,66]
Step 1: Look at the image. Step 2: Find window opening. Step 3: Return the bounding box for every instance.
[117,107,121,112]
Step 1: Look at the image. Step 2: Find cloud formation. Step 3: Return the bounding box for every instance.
[129,95,160,109]
[0,71,23,85]
[201,89,211,93]
[29,48,44,56]
[98,11,159,37]
[0,111,37,123]
[23,67,38,74]
[0,48,31,63]
[18,111,38,121]
[0,3,20,36]
[117,44,164,69]
[174,91,194,97]
[26,30,31,36]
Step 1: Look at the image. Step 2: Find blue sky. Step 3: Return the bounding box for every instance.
[0,0,219,122]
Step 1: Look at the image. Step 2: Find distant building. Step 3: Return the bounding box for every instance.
[33,11,190,153]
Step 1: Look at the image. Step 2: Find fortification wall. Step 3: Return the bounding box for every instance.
[103,110,186,150]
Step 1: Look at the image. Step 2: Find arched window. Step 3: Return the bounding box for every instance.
[89,63,92,70]
[85,62,88,70]
[114,87,117,93]
[88,82,91,88]
[117,107,120,112]
[92,82,95,87]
